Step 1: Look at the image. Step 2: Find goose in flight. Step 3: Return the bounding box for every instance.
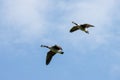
[70,21,94,34]
[41,44,64,65]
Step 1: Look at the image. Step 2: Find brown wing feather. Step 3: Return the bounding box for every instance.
[70,26,79,32]
[83,24,94,28]
[46,51,56,65]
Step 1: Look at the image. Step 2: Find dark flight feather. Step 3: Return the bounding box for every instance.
[70,26,79,32]
[46,51,56,65]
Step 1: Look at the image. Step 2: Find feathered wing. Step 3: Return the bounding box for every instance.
[46,51,56,65]
[70,26,79,32]
[88,24,94,27]
[83,24,94,28]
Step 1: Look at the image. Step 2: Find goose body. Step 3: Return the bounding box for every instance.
[41,45,64,65]
[70,21,94,34]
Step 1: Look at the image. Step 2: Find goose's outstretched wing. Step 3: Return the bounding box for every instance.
[46,51,56,65]
[70,26,79,32]
[82,24,94,28]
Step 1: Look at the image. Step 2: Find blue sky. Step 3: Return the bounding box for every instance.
[0,0,120,80]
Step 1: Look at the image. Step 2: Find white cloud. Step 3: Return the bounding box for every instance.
[1,0,120,46]
[1,0,51,43]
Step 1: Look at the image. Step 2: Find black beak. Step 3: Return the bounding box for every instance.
[61,52,64,54]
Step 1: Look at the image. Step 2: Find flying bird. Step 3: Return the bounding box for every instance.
[41,44,64,65]
[70,21,94,34]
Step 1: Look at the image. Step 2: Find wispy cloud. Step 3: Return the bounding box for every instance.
[0,0,51,43]
[0,0,120,49]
